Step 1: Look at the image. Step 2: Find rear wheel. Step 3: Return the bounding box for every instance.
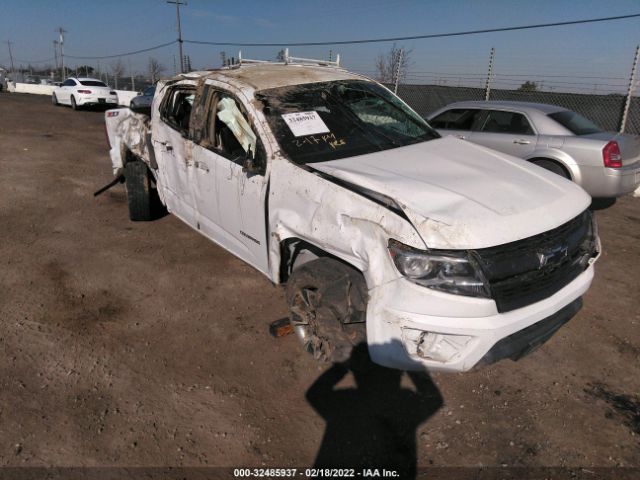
[70,95,78,110]
[124,161,152,221]
[532,159,570,179]
[286,258,367,363]
[52,93,59,106]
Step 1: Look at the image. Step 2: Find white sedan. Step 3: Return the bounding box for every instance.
[52,77,118,110]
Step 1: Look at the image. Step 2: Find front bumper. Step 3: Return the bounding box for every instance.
[366,264,595,372]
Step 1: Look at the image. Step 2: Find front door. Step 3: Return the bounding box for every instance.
[189,84,270,274]
[429,108,483,141]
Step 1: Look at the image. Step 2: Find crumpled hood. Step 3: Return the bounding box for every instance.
[312,136,591,249]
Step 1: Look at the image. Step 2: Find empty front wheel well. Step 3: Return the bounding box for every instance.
[279,238,362,284]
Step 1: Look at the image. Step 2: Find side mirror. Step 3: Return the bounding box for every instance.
[241,147,263,175]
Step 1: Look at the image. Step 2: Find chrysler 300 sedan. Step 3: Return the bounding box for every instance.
[427,101,640,198]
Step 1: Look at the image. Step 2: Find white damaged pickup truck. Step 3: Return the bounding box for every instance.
[104,60,600,372]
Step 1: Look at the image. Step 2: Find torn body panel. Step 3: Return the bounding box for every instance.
[105,108,154,176]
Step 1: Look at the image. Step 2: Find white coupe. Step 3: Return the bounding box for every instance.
[52,77,118,110]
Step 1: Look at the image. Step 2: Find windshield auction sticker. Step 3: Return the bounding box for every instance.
[282,111,330,137]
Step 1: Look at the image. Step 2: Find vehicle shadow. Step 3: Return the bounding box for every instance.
[306,342,443,479]
[150,187,169,220]
[589,197,617,211]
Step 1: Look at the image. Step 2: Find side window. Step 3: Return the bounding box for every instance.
[63,79,75,87]
[213,93,265,166]
[429,109,482,130]
[190,84,216,147]
[160,86,196,136]
[480,110,534,135]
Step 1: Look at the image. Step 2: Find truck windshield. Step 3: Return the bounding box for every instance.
[258,80,439,164]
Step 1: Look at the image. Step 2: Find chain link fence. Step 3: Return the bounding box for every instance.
[385,46,640,135]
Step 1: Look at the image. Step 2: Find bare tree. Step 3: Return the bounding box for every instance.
[374,44,412,84]
[148,57,165,84]
[110,58,125,89]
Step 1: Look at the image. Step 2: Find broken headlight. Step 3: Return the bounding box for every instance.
[388,239,490,298]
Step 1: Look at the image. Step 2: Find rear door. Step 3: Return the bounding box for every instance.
[470,109,537,157]
[428,108,483,140]
[152,81,198,225]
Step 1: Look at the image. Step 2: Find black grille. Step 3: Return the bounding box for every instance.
[472,211,596,313]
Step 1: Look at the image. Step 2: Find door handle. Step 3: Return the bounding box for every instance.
[456,135,466,140]
[194,161,209,172]
[513,139,531,145]
[155,140,173,152]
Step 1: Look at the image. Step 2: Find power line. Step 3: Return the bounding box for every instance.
[65,40,177,60]
[184,13,640,47]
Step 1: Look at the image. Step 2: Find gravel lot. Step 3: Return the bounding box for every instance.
[0,92,639,478]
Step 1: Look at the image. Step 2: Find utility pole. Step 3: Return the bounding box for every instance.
[484,47,495,101]
[57,27,67,79]
[6,40,15,74]
[129,58,134,90]
[167,0,186,73]
[53,40,59,74]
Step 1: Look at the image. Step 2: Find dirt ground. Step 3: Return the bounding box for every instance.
[0,92,639,478]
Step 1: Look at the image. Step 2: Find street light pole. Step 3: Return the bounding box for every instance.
[167,0,187,73]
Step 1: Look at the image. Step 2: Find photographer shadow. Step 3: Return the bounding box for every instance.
[306,341,443,479]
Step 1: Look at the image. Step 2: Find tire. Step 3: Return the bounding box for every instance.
[532,159,570,179]
[286,258,367,363]
[124,161,152,221]
[70,95,78,110]
[52,93,59,106]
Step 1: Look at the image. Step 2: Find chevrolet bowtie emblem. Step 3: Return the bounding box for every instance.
[537,245,569,269]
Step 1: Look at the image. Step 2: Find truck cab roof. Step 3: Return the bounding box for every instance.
[172,63,367,92]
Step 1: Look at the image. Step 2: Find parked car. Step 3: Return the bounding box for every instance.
[103,62,600,372]
[52,77,118,110]
[427,101,640,198]
[129,85,156,114]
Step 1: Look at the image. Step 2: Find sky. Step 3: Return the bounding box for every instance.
[1,0,640,93]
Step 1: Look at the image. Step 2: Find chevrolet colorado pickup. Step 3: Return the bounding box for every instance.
[104,59,600,372]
